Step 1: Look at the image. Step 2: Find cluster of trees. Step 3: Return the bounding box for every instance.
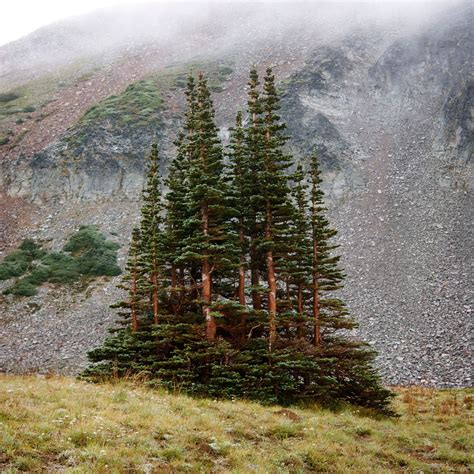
[84,68,393,412]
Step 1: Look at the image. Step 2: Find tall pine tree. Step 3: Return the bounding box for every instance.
[260,67,295,350]
[140,139,165,325]
[179,73,238,340]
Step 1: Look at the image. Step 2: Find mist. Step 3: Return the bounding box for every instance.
[0,1,463,89]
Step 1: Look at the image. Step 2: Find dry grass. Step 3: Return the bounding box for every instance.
[0,375,472,473]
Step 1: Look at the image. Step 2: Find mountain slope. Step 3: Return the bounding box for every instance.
[0,1,472,386]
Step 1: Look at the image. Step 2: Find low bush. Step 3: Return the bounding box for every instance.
[64,225,121,277]
[36,252,81,284]
[0,92,20,103]
[1,229,120,296]
[18,239,46,259]
[0,250,30,280]
[4,279,37,297]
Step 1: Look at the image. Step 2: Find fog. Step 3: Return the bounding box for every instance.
[0,1,466,87]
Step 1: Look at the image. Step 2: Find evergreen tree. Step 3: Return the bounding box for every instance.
[244,67,265,311]
[228,111,249,305]
[260,67,295,350]
[140,140,165,325]
[115,227,144,332]
[164,132,190,315]
[286,163,313,339]
[179,73,238,340]
[308,153,349,345]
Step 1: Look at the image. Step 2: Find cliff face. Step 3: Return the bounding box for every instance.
[0,2,471,386]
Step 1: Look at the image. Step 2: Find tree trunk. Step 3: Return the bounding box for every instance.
[131,268,138,332]
[266,205,277,351]
[203,257,215,340]
[250,244,262,310]
[151,271,159,325]
[297,283,304,339]
[238,225,246,306]
[312,232,321,346]
[202,203,215,340]
[170,265,178,315]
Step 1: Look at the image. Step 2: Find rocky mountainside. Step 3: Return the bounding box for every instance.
[0,1,472,386]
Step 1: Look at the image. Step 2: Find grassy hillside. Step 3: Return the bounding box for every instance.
[0,376,472,473]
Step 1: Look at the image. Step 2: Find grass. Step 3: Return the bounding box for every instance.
[71,59,234,142]
[77,79,164,130]
[0,376,472,473]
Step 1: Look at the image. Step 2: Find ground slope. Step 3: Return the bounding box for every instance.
[0,2,472,386]
[0,375,473,473]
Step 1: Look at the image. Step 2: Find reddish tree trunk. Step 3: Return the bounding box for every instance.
[250,245,262,310]
[203,257,215,340]
[266,206,277,351]
[297,283,304,339]
[312,233,321,346]
[131,267,138,332]
[238,225,246,305]
[267,249,277,351]
[202,203,215,340]
[170,265,178,315]
[151,271,159,325]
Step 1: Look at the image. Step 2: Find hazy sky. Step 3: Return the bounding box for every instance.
[1,0,449,47]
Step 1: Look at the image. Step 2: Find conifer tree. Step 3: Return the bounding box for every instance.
[118,227,144,332]
[260,67,295,350]
[245,68,265,311]
[140,140,165,325]
[164,132,190,315]
[308,153,349,345]
[287,163,313,338]
[83,68,395,414]
[228,111,249,306]
[180,73,237,340]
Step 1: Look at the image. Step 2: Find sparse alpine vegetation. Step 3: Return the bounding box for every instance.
[0,226,120,297]
[0,375,472,473]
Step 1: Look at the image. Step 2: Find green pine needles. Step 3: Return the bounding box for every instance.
[83,68,394,414]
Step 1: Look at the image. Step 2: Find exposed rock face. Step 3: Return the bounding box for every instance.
[0,2,472,386]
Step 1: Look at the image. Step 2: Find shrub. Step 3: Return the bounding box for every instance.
[38,253,81,284]
[0,250,30,280]
[22,106,36,113]
[64,225,120,277]
[4,279,37,296]
[0,240,46,281]
[0,136,9,146]
[0,92,20,103]
[18,239,46,259]
[2,229,120,297]
[218,66,233,75]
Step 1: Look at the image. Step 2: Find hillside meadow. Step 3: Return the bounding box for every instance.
[0,375,472,473]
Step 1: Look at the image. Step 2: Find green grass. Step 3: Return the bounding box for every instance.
[0,376,472,473]
[70,59,234,146]
[77,79,164,131]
